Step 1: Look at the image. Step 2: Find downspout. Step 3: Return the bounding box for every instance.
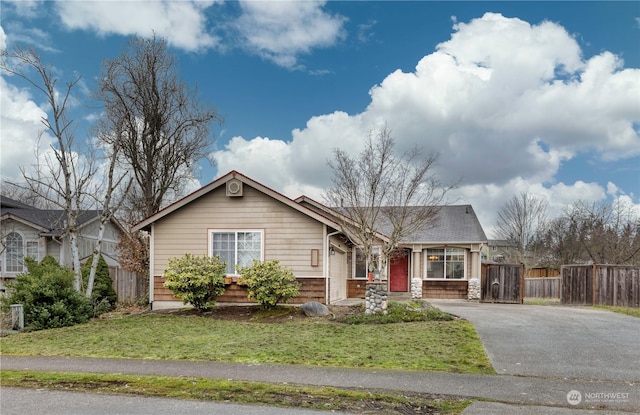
[325,226,341,305]
[149,223,155,308]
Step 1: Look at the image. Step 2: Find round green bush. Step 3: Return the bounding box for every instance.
[1,256,92,331]
[163,253,227,311]
[237,260,300,309]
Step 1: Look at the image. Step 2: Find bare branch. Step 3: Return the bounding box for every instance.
[325,125,453,276]
[95,34,221,222]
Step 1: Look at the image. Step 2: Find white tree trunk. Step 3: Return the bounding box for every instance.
[85,222,106,298]
[68,229,83,291]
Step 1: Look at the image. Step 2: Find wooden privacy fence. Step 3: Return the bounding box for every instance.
[481,263,523,304]
[561,265,640,307]
[525,277,560,299]
[526,267,560,278]
[109,267,147,303]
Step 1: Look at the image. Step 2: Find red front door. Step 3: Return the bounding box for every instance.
[389,251,409,292]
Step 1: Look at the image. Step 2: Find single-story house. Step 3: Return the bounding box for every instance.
[0,195,124,288]
[134,171,488,310]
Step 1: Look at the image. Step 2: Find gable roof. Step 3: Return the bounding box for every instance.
[133,170,345,232]
[296,196,486,245]
[0,195,115,236]
[397,205,488,244]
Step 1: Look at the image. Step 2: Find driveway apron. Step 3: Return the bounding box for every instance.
[429,300,640,382]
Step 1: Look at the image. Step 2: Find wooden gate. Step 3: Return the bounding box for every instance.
[481,263,523,304]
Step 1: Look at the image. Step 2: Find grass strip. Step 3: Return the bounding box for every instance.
[0,314,493,374]
[594,305,640,318]
[523,298,561,306]
[1,370,471,415]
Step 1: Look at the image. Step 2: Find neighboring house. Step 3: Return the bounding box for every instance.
[483,239,519,263]
[0,196,124,289]
[134,171,488,310]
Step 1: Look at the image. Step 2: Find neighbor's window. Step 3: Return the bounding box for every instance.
[5,232,24,273]
[26,241,39,262]
[426,248,465,279]
[210,230,263,274]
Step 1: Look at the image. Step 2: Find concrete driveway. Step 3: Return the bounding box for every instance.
[430,300,640,382]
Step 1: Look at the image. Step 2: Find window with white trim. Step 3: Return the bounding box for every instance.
[26,241,39,262]
[426,248,465,279]
[5,232,24,273]
[210,230,263,274]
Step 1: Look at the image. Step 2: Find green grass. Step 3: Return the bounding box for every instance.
[337,301,454,324]
[1,308,493,374]
[1,370,472,415]
[522,299,640,317]
[594,305,640,318]
[523,298,561,306]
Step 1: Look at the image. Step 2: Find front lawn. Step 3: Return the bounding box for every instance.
[0,305,493,374]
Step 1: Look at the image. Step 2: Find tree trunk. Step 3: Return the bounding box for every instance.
[85,222,106,298]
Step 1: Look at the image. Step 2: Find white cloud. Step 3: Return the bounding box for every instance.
[0,76,54,183]
[455,178,608,238]
[211,12,638,229]
[607,182,619,197]
[0,26,6,51]
[3,0,42,18]
[54,0,220,51]
[234,0,347,68]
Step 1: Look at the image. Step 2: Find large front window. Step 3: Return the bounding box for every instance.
[426,248,465,279]
[210,230,263,274]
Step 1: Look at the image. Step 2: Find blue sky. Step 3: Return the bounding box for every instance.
[1,1,639,235]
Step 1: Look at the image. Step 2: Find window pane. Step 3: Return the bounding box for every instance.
[426,249,444,278]
[354,248,366,278]
[212,232,235,274]
[446,248,464,279]
[237,232,261,268]
[26,241,39,261]
[6,232,24,273]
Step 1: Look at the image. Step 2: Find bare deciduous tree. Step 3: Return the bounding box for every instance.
[532,214,583,269]
[1,47,130,297]
[571,199,640,265]
[495,192,547,265]
[83,135,132,298]
[96,34,222,222]
[1,47,92,290]
[325,125,452,277]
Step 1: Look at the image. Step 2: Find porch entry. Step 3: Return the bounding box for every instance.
[389,250,409,292]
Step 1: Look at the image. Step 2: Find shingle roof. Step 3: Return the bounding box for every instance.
[0,195,101,234]
[374,205,487,244]
[405,205,487,243]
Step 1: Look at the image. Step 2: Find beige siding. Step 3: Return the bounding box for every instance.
[153,185,325,278]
